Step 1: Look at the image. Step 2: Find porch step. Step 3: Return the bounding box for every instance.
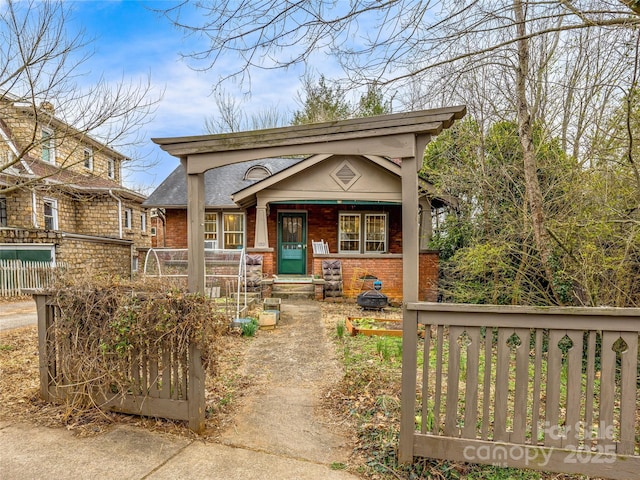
[271,277,315,300]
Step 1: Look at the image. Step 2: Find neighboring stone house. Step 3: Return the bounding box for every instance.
[0,95,150,279]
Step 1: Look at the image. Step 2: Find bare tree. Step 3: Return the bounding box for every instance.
[204,90,290,133]
[0,0,159,194]
[161,0,640,304]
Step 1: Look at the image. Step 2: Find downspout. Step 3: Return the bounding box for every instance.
[108,190,123,239]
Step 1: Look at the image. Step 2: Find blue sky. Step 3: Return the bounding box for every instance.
[66,1,321,193]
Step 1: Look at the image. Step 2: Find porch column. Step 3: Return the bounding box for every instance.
[399,134,430,464]
[187,170,205,294]
[419,199,433,250]
[254,197,269,248]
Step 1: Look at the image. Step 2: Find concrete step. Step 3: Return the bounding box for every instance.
[271,291,315,300]
[272,283,314,293]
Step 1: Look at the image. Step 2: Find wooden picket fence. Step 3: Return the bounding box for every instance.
[399,303,640,480]
[32,293,205,432]
[0,259,65,296]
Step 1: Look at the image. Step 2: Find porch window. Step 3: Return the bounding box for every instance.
[204,212,218,243]
[43,198,58,230]
[339,212,388,253]
[0,196,7,227]
[339,213,360,252]
[365,214,387,252]
[223,213,244,249]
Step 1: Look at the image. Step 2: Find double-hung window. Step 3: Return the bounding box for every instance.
[0,196,7,227]
[140,213,146,233]
[364,214,387,253]
[339,212,388,253]
[339,214,360,252]
[204,212,218,246]
[124,208,132,229]
[43,198,58,230]
[42,128,55,164]
[204,211,245,249]
[223,213,244,249]
[107,158,116,179]
[83,148,93,171]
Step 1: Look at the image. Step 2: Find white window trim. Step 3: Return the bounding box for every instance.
[338,212,361,254]
[42,127,55,164]
[43,198,58,231]
[83,147,93,171]
[222,212,245,249]
[339,211,388,254]
[364,213,388,253]
[205,211,246,249]
[204,212,218,242]
[140,212,146,232]
[123,208,132,230]
[107,158,116,179]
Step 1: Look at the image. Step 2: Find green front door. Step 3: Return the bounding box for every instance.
[277,212,307,275]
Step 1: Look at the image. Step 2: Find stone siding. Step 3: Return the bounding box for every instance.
[1,103,122,182]
[1,101,149,279]
[57,235,131,278]
[0,228,132,278]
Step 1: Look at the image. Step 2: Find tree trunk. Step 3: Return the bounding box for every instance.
[513,0,558,303]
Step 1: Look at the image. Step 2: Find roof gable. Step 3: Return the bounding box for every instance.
[232,154,402,207]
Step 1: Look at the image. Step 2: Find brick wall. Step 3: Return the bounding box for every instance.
[163,203,438,302]
[247,203,404,273]
[150,214,166,248]
[312,252,438,304]
[164,209,188,248]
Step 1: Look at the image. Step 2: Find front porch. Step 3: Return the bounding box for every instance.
[245,201,439,304]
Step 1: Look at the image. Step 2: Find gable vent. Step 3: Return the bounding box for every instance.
[330,160,361,191]
[335,164,356,185]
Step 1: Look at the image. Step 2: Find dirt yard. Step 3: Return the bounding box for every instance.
[0,299,368,465]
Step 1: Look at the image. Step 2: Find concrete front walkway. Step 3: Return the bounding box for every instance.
[0,300,359,480]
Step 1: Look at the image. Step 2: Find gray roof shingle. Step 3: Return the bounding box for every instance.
[143,157,304,208]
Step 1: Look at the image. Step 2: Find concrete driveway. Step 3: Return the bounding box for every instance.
[0,299,37,331]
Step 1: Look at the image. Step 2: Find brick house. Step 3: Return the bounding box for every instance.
[144,107,465,303]
[0,95,150,279]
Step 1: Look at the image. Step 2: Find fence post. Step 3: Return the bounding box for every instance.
[188,343,205,432]
[33,293,52,402]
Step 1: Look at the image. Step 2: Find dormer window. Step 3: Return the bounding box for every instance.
[244,165,271,180]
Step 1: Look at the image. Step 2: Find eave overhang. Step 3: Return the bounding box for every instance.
[153,106,467,174]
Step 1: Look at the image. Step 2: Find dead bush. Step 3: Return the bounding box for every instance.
[45,278,227,417]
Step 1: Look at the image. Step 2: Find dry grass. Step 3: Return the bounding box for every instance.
[0,321,253,439]
[318,303,596,480]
